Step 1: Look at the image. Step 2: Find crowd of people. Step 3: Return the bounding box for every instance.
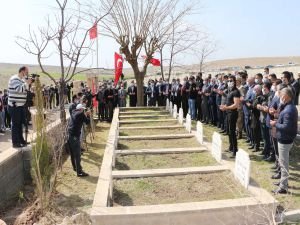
[3,66,300,189]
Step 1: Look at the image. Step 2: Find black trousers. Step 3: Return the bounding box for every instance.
[68,135,82,173]
[98,102,106,120]
[8,106,26,145]
[196,97,202,121]
[252,121,261,150]
[4,106,11,128]
[227,111,238,154]
[182,97,188,117]
[106,101,114,121]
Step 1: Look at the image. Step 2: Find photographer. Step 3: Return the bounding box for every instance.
[68,103,90,177]
[7,66,32,148]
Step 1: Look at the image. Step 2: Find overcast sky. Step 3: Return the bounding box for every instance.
[0,0,299,69]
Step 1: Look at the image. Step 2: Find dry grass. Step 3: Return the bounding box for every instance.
[113,171,250,206]
[119,127,186,136]
[119,120,179,127]
[118,137,201,150]
[114,152,217,170]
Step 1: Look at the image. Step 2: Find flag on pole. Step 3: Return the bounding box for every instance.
[114,52,123,85]
[89,23,98,39]
[150,58,161,66]
[91,79,98,108]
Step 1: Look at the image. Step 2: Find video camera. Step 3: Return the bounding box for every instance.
[25,73,40,83]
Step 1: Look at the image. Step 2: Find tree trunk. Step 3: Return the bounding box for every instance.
[135,72,145,106]
[59,80,66,124]
[160,48,164,80]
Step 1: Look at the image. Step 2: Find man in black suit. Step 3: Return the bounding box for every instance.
[146,80,157,106]
[127,80,137,107]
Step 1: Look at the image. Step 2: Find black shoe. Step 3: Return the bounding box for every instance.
[265,156,275,162]
[248,145,255,150]
[225,149,232,153]
[13,143,23,148]
[272,188,287,195]
[21,141,30,146]
[77,171,89,177]
[271,173,281,179]
[220,130,226,134]
[229,154,236,159]
[273,182,280,186]
[245,139,251,143]
[0,130,5,134]
[253,148,260,152]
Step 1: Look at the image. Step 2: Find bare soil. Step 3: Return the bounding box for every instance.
[119,128,186,136]
[118,137,200,150]
[113,171,250,206]
[114,152,217,170]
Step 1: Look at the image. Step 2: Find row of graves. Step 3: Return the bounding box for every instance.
[90,100,277,225]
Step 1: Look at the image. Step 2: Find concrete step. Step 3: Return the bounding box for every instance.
[119,111,169,115]
[115,147,207,155]
[112,165,228,178]
[120,106,165,111]
[118,133,194,140]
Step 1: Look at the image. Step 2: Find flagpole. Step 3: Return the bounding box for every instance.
[96,34,99,75]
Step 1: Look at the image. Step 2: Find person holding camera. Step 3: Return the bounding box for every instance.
[68,103,90,177]
[7,66,32,148]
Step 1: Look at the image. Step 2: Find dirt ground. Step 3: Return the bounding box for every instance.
[114,152,217,170]
[113,171,250,206]
[0,122,110,225]
[118,136,201,150]
[119,127,187,136]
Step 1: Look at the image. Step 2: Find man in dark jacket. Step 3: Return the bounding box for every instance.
[68,104,90,177]
[127,81,137,107]
[270,87,298,194]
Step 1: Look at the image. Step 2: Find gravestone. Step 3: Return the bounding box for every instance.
[185,113,191,133]
[166,99,170,110]
[234,149,251,189]
[173,105,178,118]
[178,108,184,124]
[169,102,173,115]
[196,121,204,145]
[212,132,222,163]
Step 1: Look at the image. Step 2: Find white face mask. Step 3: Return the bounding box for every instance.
[255,78,259,84]
[262,78,269,83]
[280,98,285,105]
[107,85,111,89]
[262,90,266,95]
[228,82,234,89]
[271,85,276,92]
[203,81,207,85]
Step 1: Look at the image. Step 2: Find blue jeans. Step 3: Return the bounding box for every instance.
[188,99,196,120]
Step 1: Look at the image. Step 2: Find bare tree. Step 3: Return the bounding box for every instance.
[100,0,196,106]
[16,0,115,123]
[195,37,217,73]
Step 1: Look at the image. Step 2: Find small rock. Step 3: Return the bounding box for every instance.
[58,213,91,225]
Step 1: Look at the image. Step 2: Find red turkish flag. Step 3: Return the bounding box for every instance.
[91,80,98,108]
[89,23,97,39]
[114,52,123,85]
[150,58,161,66]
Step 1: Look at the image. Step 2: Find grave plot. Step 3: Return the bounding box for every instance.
[118,136,200,150]
[91,106,277,225]
[113,171,250,206]
[114,152,217,170]
[119,127,187,136]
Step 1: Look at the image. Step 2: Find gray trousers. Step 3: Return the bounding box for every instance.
[278,142,293,190]
[0,111,4,129]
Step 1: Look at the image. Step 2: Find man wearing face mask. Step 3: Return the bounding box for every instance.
[96,85,106,121]
[181,77,189,117]
[255,73,263,85]
[201,78,211,124]
[128,80,137,107]
[270,88,297,194]
[118,84,127,107]
[188,76,197,120]
[220,75,241,158]
[157,78,164,106]
[8,66,32,148]
[146,80,157,106]
[104,83,114,122]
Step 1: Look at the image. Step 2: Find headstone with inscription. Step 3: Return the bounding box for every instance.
[173,105,177,118]
[196,121,204,145]
[185,113,191,133]
[234,149,251,189]
[211,132,222,163]
[178,108,184,124]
